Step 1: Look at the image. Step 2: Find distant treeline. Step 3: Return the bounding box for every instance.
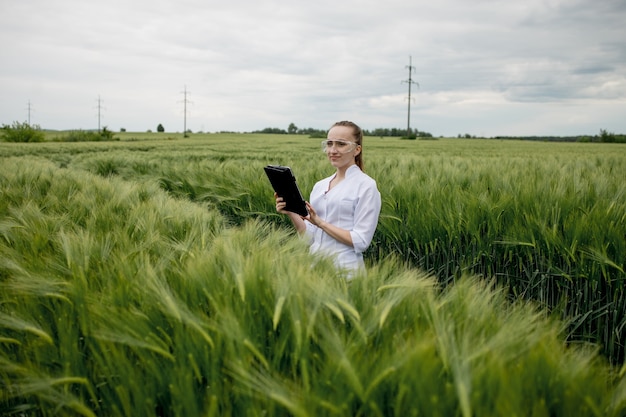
[253,125,433,138]
[492,133,626,143]
[253,127,327,136]
[253,125,625,143]
[467,129,625,143]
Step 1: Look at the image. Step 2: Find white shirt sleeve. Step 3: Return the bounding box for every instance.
[349,179,381,253]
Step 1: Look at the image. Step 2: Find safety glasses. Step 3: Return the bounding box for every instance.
[321,139,357,153]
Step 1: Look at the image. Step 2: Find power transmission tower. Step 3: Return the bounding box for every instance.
[180,86,192,137]
[95,95,105,132]
[402,56,419,137]
[26,100,33,124]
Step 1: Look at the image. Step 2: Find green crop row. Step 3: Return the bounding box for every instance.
[9,133,618,363]
[1,134,624,362]
[0,134,625,415]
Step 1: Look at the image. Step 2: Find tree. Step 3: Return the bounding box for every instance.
[288,122,298,134]
[157,124,165,133]
[100,126,115,140]
[1,121,45,143]
[599,129,615,143]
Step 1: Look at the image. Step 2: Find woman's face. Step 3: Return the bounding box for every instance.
[325,125,361,170]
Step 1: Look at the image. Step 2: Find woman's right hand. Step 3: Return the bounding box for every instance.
[275,192,307,233]
[275,192,288,214]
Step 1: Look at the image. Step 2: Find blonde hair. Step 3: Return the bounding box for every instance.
[330,121,364,171]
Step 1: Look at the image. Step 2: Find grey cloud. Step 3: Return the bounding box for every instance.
[572,65,615,75]
[1,0,625,136]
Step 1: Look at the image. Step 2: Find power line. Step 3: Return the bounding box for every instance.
[402,56,419,137]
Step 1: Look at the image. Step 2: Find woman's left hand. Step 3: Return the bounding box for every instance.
[303,201,353,247]
[303,202,322,227]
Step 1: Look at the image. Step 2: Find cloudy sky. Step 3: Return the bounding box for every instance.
[1,0,625,136]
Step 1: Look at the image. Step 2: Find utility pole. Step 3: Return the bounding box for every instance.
[181,86,192,137]
[96,95,104,132]
[27,100,32,124]
[402,56,419,138]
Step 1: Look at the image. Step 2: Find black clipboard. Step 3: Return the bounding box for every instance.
[264,165,308,217]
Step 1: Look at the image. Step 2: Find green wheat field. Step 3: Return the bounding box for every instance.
[1,132,625,416]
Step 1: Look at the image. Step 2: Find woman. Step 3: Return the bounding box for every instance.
[275,121,381,277]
